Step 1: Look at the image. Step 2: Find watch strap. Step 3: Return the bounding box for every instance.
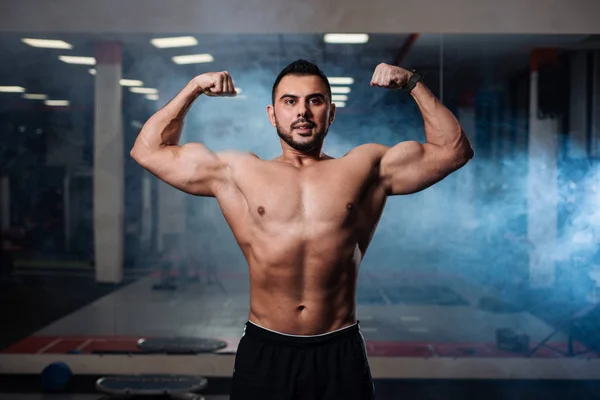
[403,69,422,92]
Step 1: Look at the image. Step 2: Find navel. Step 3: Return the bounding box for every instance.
[257,206,265,216]
[297,305,306,311]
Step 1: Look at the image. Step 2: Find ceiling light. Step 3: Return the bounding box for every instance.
[0,86,26,93]
[22,94,48,100]
[172,54,214,65]
[146,94,159,101]
[324,34,369,44]
[333,101,346,108]
[59,56,96,65]
[151,36,198,49]
[120,79,144,87]
[22,38,73,49]
[331,86,351,94]
[89,69,96,75]
[328,77,354,85]
[130,87,158,94]
[332,95,348,101]
[45,100,70,106]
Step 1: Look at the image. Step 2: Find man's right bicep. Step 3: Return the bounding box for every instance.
[131,142,230,197]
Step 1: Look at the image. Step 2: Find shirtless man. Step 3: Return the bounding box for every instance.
[131,59,473,399]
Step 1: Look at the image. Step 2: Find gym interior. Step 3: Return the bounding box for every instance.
[1,1,600,399]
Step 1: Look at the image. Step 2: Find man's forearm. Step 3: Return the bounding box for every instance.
[409,79,471,153]
[133,80,202,152]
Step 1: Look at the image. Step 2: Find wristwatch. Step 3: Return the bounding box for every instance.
[403,69,422,92]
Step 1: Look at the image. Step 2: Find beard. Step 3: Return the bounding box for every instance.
[275,119,328,153]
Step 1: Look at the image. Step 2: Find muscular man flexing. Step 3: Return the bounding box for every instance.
[131,60,474,399]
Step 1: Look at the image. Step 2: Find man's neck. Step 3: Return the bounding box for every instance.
[277,147,331,167]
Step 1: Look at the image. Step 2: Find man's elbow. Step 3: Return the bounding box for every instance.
[129,145,148,166]
[130,146,141,162]
[462,145,475,162]
[453,132,475,165]
[448,144,474,171]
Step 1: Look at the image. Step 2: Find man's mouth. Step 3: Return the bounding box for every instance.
[294,126,313,136]
[293,123,314,134]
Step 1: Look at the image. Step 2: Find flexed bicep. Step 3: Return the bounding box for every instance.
[379,141,467,196]
[131,142,232,197]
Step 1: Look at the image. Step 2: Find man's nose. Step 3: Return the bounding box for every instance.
[297,102,310,117]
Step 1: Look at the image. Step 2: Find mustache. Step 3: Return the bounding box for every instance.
[291,118,315,128]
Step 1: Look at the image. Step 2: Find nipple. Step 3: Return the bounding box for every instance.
[346,202,354,211]
[257,206,265,216]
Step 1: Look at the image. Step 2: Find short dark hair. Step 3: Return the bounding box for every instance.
[271,59,331,104]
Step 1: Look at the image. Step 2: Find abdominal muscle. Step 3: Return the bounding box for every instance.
[244,232,361,335]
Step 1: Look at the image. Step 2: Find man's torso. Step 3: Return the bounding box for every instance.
[215,145,388,334]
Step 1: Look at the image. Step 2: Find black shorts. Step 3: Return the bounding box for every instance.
[230,320,375,400]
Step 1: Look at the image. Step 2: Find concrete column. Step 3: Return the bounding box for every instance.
[93,42,124,283]
[140,171,153,253]
[527,49,559,288]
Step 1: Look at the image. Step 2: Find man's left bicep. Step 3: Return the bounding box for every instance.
[379,141,459,195]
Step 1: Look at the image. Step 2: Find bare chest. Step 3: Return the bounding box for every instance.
[229,160,383,233]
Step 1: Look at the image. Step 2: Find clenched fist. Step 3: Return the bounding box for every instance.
[193,71,237,97]
[370,63,413,90]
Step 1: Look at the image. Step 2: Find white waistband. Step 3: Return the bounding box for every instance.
[246,320,359,338]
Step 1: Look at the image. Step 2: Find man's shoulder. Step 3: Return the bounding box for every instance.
[343,143,389,159]
[218,150,261,163]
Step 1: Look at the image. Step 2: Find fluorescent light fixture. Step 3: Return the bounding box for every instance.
[120,79,144,87]
[89,69,96,75]
[324,34,369,44]
[172,54,214,65]
[328,77,354,85]
[22,38,73,49]
[45,100,70,106]
[0,86,26,93]
[333,101,346,108]
[130,87,158,94]
[151,36,198,49]
[22,93,48,100]
[146,94,159,101]
[331,86,351,94]
[332,94,348,101]
[59,56,96,65]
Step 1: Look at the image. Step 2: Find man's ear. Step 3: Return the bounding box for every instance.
[329,102,336,126]
[266,105,276,127]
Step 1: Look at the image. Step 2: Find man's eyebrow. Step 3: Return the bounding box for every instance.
[279,93,326,100]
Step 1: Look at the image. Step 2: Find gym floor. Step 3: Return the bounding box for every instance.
[28,271,566,345]
[2,266,599,399]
